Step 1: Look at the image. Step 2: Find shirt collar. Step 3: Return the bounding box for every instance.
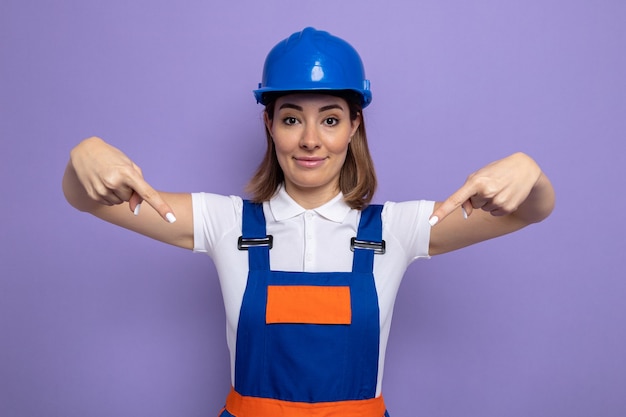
[269,185,352,223]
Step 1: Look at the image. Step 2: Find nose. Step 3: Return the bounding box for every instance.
[299,123,321,150]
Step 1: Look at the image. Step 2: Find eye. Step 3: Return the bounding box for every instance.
[282,117,298,126]
[323,117,339,126]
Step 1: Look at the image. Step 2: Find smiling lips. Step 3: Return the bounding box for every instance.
[293,156,327,168]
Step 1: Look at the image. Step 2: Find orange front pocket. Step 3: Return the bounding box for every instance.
[266,285,352,325]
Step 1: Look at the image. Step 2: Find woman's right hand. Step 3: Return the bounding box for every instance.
[67,136,175,222]
[63,137,194,249]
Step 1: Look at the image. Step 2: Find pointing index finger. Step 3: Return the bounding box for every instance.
[429,183,475,226]
[129,176,177,223]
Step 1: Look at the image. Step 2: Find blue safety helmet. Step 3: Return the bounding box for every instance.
[254,27,372,108]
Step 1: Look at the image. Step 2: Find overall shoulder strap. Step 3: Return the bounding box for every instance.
[352,204,385,273]
[240,200,271,271]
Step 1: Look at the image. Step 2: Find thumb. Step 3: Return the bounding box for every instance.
[129,191,144,216]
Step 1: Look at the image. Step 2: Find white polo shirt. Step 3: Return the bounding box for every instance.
[192,186,434,396]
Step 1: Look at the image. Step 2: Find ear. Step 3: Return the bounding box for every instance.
[263,111,273,135]
[350,112,362,138]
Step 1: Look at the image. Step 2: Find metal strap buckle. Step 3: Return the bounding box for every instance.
[350,237,386,254]
[237,235,274,250]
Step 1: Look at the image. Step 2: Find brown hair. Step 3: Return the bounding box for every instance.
[245,91,377,210]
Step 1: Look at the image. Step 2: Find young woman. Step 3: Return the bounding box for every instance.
[63,27,555,417]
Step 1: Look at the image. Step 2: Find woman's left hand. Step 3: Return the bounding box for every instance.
[431,152,543,224]
[428,152,555,255]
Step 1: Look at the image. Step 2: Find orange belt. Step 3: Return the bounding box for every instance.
[225,387,386,417]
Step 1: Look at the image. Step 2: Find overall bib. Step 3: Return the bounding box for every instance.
[220,201,389,417]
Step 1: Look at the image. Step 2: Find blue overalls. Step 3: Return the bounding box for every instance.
[219,201,389,417]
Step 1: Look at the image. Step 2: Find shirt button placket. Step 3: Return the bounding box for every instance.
[304,211,315,271]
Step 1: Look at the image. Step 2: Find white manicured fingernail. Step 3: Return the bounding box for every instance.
[133,204,141,216]
[429,216,439,227]
[462,207,468,219]
[166,213,177,223]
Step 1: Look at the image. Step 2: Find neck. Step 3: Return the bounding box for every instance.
[284,183,340,210]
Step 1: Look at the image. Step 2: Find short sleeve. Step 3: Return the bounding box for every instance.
[191,193,243,256]
[382,200,435,263]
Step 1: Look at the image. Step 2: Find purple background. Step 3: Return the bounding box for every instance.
[2,1,625,416]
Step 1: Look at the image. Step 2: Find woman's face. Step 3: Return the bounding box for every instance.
[266,93,360,206]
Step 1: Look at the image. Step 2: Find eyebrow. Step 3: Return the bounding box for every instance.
[278,103,345,113]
